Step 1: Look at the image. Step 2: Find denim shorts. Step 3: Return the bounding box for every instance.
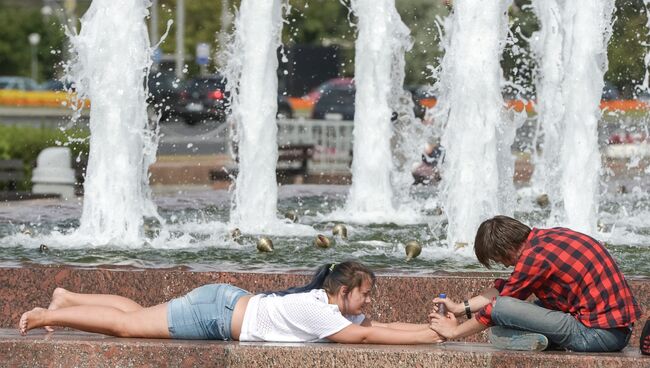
[167,284,250,340]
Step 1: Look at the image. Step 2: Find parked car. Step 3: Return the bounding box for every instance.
[147,71,183,121]
[602,81,620,101]
[0,76,41,91]
[277,95,293,119]
[173,75,229,124]
[408,85,435,116]
[171,74,294,125]
[312,84,426,121]
[311,84,356,120]
[41,79,74,91]
[303,77,355,106]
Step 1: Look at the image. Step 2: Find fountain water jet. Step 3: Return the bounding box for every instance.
[225,0,284,233]
[557,0,615,233]
[432,0,516,248]
[68,0,161,246]
[344,0,420,224]
[0,1,647,275]
[530,0,565,223]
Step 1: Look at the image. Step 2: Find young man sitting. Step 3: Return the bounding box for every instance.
[429,215,642,352]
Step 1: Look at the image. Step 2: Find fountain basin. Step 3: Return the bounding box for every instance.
[0,185,649,275]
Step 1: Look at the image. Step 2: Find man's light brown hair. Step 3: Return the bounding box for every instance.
[474,215,531,268]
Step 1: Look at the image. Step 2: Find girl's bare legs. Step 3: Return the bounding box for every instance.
[45,288,144,332]
[20,302,170,338]
[48,288,143,312]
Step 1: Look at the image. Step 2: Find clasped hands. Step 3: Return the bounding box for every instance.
[428,296,463,340]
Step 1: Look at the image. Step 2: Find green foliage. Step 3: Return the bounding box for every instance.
[0,4,67,82]
[284,0,355,76]
[0,125,89,190]
[3,0,650,96]
[285,0,353,45]
[606,0,649,97]
[396,0,449,86]
[502,1,539,99]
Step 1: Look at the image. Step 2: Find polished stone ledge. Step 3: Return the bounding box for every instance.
[1,329,648,368]
[1,266,647,348]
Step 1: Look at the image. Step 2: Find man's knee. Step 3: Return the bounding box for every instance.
[493,296,523,312]
[491,296,530,324]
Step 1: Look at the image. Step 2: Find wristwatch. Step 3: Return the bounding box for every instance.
[463,300,472,319]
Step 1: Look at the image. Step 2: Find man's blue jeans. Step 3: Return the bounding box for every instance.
[490,296,632,352]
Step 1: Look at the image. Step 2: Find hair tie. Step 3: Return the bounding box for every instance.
[329,263,337,272]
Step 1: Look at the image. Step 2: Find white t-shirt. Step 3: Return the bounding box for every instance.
[239,289,366,342]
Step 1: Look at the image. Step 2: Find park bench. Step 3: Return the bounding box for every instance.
[210,143,314,184]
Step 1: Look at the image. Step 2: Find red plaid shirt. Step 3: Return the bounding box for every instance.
[476,227,642,328]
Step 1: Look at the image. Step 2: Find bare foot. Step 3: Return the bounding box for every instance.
[44,288,67,332]
[19,307,47,335]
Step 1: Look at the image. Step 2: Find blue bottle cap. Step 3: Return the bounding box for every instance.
[439,293,446,298]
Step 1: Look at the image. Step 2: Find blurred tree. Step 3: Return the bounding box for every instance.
[396,0,449,86]
[606,0,648,98]
[3,0,649,97]
[283,0,355,76]
[156,0,226,76]
[502,0,539,100]
[0,5,66,82]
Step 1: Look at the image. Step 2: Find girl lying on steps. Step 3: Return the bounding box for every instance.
[19,261,443,344]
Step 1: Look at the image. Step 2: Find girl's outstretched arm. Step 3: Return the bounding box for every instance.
[365,319,429,331]
[327,323,444,344]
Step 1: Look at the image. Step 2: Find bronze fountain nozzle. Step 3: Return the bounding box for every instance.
[332,224,348,240]
[257,236,274,252]
[314,234,332,249]
[405,240,422,261]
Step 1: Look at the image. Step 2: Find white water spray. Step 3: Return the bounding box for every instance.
[432,0,515,247]
[644,1,650,93]
[69,0,160,246]
[557,0,614,233]
[225,0,284,232]
[346,0,416,220]
[530,0,565,222]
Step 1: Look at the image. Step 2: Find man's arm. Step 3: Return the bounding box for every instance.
[465,287,499,314]
[432,287,499,317]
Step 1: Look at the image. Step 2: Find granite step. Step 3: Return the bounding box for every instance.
[2,266,647,346]
[1,329,647,368]
[1,266,648,368]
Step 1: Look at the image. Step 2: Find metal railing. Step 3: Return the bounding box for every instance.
[277,118,353,174]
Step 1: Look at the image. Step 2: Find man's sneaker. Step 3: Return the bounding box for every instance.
[641,319,650,355]
[488,326,549,351]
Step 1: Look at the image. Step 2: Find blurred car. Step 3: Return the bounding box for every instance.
[312,84,426,121]
[172,74,293,125]
[602,81,620,101]
[174,75,229,124]
[147,71,183,121]
[41,79,74,91]
[0,76,41,91]
[409,85,436,113]
[311,84,356,120]
[303,77,355,106]
[277,95,293,119]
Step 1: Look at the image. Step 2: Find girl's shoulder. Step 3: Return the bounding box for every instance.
[308,288,328,302]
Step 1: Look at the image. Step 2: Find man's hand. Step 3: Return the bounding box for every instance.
[429,311,460,339]
[430,297,464,318]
